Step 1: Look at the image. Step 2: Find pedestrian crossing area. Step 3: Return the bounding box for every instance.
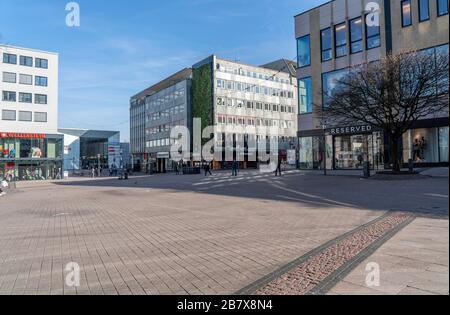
[192,169,302,190]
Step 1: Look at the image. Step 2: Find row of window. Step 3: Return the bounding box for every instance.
[3,53,48,69]
[2,72,48,86]
[298,15,381,66]
[216,64,290,84]
[146,120,186,135]
[216,115,294,129]
[147,105,186,121]
[216,97,295,114]
[402,0,449,27]
[298,43,449,114]
[1,109,47,122]
[146,138,173,148]
[216,79,295,98]
[2,91,48,104]
[145,87,186,109]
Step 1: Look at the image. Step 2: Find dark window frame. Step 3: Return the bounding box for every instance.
[34,94,48,105]
[35,58,48,69]
[35,76,48,87]
[298,77,313,115]
[19,92,33,103]
[19,55,33,67]
[419,0,430,22]
[437,0,449,16]
[334,22,348,58]
[349,17,364,54]
[320,27,333,62]
[2,91,16,102]
[1,110,16,121]
[297,34,311,68]
[18,111,33,122]
[3,53,17,64]
[365,13,381,50]
[401,0,413,27]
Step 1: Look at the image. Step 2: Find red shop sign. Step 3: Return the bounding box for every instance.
[0,132,46,139]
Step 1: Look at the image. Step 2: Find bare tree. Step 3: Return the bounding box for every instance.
[319,50,449,172]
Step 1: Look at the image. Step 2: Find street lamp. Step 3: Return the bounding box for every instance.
[322,124,327,176]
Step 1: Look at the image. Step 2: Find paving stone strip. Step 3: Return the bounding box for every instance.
[235,212,414,296]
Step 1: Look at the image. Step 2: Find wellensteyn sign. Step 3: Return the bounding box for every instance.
[328,125,375,135]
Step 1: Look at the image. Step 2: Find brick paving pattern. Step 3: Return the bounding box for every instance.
[0,171,447,295]
[256,213,411,295]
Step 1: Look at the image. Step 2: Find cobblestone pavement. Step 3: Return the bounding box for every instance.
[328,217,449,295]
[0,171,448,295]
[254,213,412,295]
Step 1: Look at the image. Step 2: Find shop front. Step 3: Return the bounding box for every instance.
[401,119,449,167]
[298,124,384,171]
[0,132,63,181]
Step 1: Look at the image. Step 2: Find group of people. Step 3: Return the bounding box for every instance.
[201,159,284,177]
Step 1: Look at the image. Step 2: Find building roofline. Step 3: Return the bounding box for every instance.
[0,44,59,56]
[294,0,334,18]
[131,67,193,100]
[215,55,292,76]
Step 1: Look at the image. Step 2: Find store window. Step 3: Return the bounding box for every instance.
[297,35,311,67]
[299,137,313,169]
[439,127,449,162]
[403,128,440,163]
[334,134,379,169]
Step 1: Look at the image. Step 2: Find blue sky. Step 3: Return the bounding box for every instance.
[0,0,326,141]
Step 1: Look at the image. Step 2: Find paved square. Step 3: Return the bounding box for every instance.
[0,170,448,295]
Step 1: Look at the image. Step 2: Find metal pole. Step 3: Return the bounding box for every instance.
[323,135,327,176]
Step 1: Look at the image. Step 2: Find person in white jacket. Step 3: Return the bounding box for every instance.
[0,178,8,196]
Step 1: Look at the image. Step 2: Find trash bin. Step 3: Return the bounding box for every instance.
[363,161,371,178]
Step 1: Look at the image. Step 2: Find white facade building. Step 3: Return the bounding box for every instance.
[0,45,59,134]
[0,45,62,181]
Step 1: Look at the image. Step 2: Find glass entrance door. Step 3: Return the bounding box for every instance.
[334,134,381,170]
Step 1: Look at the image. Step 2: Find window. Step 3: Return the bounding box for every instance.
[366,14,381,49]
[349,17,363,54]
[19,111,32,122]
[321,28,332,61]
[438,0,449,16]
[35,58,48,69]
[297,35,311,67]
[402,0,412,27]
[2,110,16,121]
[35,94,47,104]
[3,53,17,64]
[2,72,16,83]
[35,76,48,86]
[19,74,33,85]
[298,77,312,114]
[334,23,347,58]
[19,92,32,103]
[322,69,348,108]
[20,56,33,67]
[419,0,430,21]
[2,91,16,102]
[34,112,47,122]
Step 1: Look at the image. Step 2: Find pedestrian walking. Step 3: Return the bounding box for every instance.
[275,159,282,177]
[91,167,96,178]
[204,162,212,176]
[232,160,238,177]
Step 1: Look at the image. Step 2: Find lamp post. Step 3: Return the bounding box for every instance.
[322,124,327,176]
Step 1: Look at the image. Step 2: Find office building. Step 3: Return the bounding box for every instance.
[294,0,449,170]
[0,44,62,180]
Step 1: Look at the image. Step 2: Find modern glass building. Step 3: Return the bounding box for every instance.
[294,0,449,170]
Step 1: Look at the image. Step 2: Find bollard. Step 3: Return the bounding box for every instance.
[363,161,371,178]
[408,159,414,173]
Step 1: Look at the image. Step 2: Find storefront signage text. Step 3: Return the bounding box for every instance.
[329,125,373,135]
[0,132,46,139]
